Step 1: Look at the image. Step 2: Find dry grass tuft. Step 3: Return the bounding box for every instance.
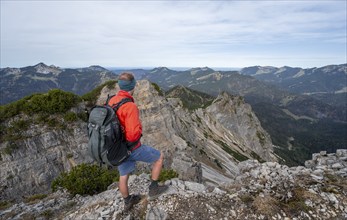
[252,194,280,216]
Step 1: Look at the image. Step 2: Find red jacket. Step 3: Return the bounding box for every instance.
[108,90,142,150]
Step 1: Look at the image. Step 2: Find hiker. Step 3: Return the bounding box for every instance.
[108,72,168,211]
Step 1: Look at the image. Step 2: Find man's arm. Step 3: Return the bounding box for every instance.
[124,103,142,143]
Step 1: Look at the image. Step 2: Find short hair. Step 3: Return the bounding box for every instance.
[119,72,135,81]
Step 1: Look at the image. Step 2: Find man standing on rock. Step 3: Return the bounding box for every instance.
[108,72,168,211]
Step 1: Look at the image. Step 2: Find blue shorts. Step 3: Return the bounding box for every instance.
[118,144,161,176]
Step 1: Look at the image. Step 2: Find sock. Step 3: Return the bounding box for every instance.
[149,180,158,189]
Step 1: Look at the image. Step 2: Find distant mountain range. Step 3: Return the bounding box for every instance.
[140,65,346,122]
[2,63,345,109]
[1,63,346,165]
[240,64,347,94]
[0,63,118,105]
[240,64,347,107]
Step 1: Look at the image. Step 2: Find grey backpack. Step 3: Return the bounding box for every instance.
[87,97,132,166]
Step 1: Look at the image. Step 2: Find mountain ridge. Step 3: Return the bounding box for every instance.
[0,80,275,202]
[240,64,347,95]
[1,63,346,166]
[0,63,118,105]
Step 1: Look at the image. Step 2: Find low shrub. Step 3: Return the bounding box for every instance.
[77,111,88,122]
[51,164,119,196]
[82,80,117,107]
[63,112,78,122]
[151,83,164,96]
[158,169,179,182]
[0,89,80,122]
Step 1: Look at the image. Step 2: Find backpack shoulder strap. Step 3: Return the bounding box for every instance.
[111,98,133,112]
[105,94,116,106]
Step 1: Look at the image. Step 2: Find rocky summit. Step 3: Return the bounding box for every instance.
[1,150,346,220]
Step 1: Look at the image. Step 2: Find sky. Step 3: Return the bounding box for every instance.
[1,0,346,69]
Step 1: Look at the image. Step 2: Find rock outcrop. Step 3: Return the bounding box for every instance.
[1,150,346,220]
[0,118,92,202]
[97,80,277,185]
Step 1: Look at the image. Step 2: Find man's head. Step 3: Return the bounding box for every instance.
[118,72,136,93]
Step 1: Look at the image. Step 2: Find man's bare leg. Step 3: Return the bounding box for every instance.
[119,174,129,198]
[151,152,164,181]
[149,152,168,199]
[119,174,141,211]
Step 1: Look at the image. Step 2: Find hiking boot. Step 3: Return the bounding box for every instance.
[124,194,141,211]
[148,184,169,200]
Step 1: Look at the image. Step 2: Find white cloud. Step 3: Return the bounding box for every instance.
[1,0,346,68]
